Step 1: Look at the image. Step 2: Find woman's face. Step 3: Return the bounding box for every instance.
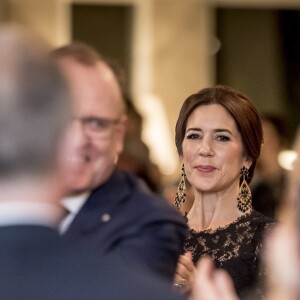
[182,104,251,195]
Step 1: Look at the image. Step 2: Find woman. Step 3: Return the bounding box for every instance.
[193,130,300,300]
[173,86,275,297]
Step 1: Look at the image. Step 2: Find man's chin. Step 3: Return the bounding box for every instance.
[64,179,93,196]
[70,188,89,196]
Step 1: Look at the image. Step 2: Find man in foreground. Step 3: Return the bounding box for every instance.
[0,25,184,300]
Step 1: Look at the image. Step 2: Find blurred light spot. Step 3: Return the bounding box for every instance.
[135,93,178,176]
[278,150,298,171]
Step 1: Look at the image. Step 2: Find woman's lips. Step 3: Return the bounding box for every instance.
[196,165,216,172]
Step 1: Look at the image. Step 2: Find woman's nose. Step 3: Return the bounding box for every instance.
[198,137,214,156]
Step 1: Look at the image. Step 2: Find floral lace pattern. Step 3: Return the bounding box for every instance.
[184,210,275,297]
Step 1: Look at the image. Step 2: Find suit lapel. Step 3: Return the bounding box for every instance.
[65,170,131,236]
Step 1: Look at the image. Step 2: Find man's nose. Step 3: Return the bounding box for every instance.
[69,120,91,147]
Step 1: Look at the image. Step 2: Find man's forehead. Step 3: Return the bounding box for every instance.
[58,57,124,113]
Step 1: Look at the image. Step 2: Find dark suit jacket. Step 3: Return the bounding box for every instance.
[64,169,187,281]
[0,225,185,300]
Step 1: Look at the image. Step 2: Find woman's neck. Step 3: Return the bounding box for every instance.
[187,186,245,232]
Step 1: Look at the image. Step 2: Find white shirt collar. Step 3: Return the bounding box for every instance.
[0,201,63,229]
[59,192,90,234]
[61,192,90,215]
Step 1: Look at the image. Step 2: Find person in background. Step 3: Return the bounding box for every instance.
[0,25,185,300]
[173,86,275,298]
[104,59,163,194]
[251,113,290,218]
[52,42,187,282]
[118,97,163,193]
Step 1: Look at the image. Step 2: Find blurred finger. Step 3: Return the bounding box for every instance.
[215,270,239,300]
[194,257,238,300]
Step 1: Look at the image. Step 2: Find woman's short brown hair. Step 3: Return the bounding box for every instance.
[175,85,263,183]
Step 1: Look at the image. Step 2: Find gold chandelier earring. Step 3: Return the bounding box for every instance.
[174,164,186,209]
[237,166,253,213]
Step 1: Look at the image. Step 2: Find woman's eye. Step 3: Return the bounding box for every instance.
[216,135,230,142]
[186,133,201,140]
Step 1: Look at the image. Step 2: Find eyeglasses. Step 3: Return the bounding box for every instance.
[74,116,121,137]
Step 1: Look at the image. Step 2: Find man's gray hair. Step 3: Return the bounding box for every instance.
[0,25,70,177]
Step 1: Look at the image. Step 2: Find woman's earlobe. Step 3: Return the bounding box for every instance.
[244,157,253,170]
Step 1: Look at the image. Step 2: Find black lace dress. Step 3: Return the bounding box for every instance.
[184,210,275,298]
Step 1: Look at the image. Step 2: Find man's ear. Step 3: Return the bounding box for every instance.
[116,114,128,154]
[120,114,128,132]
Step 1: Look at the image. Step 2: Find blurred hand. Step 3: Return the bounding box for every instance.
[192,256,239,300]
[174,252,196,294]
[263,224,300,300]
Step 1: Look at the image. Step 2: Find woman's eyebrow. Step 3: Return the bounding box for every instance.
[186,128,233,134]
[214,128,233,134]
[186,127,201,133]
